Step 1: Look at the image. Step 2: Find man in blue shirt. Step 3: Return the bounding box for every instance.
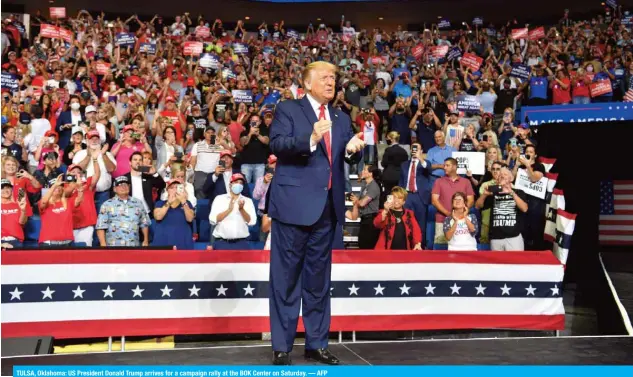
[427,130,456,183]
[528,65,551,106]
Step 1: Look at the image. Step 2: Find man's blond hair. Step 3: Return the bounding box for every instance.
[302,61,337,88]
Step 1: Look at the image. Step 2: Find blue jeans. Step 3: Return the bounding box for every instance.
[572,96,591,104]
[241,164,265,184]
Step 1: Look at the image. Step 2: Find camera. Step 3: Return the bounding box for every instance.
[489,185,502,194]
[64,174,77,183]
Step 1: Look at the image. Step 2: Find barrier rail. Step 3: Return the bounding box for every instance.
[1,249,565,340]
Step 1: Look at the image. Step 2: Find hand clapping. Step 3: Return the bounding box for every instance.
[346,132,365,154]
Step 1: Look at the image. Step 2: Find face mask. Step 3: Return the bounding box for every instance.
[586,66,594,72]
[400,62,406,68]
[48,137,55,144]
[231,183,243,195]
[90,143,100,150]
[71,103,81,110]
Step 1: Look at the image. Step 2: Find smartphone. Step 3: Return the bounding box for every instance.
[411,145,419,155]
[386,195,394,204]
[345,192,353,202]
[174,151,183,159]
[218,160,226,168]
[139,166,151,173]
[482,135,489,142]
[211,135,217,144]
[177,184,184,194]
[265,166,275,175]
[510,138,517,147]
[489,185,502,194]
[17,188,26,202]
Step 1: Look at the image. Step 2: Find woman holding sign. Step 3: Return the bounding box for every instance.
[515,145,547,251]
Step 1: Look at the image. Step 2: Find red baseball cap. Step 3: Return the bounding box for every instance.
[67,164,83,172]
[165,96,176,103]
[187,78,195,86]
[167,179,182,186]
[220,150,234,159]
[122,125,135,133]
[230,173,245,183]
[128,76,142,86]
[87,130,100,139]
[44,130,59,139]
[267,154,277,165]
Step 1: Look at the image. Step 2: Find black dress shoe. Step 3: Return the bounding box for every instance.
[272,351,291,365]
[304,348,340,365]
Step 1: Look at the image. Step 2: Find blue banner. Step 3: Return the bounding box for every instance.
[622,15,632,26]
[510,64,531,80]
[473,17,484,26]
[139,43,157,54]
[233,43,248,54]
[456,94,481,112]
[115,32,136,47]
[199,53,220,69]
[232,89,253,103]
[13,366,633,377]
[287,29,299,39]
[438,19,451,29]
[520,102,633,125]
[222,68,237,80]
[1,72,19,92]
[606,0,617,8]
[263,46,275,55]
[447,47,462,61]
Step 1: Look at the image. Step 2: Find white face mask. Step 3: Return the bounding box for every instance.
[71,102,81,110]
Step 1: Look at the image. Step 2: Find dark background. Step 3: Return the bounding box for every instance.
[4,0,633,31]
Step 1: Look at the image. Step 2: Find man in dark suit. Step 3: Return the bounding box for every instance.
[125,152,166,219]
[202,151,252,204]
[268,61,364,365]
[399,143,433,247]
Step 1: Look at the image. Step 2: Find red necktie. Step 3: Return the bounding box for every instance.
[319,104,332,189]
[408,161,417,193]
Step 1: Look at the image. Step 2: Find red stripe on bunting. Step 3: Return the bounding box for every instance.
[1,250,563,266]
[1,314,564,339]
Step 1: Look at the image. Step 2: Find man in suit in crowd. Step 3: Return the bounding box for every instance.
[268,61,364,365]
[124,152,166,219]
[203,150,252,204]
[399,142,433,248]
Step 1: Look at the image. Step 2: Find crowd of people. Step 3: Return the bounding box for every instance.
[1,5,632,250]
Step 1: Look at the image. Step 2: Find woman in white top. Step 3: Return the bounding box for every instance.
[443,192,479,251]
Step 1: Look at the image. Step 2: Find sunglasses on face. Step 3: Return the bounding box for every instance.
[492,168,501,171]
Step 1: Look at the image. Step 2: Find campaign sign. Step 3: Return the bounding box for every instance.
[263,46,275,55]
[222,68,237,80]
[590,80,612,97]
[520,102,633,125]
[95,62,111,75]
[473,17,484,26]
[183,42,203,56]
[58,28,73,43]
[510,64,531,80]
[515,169,548,199]
[461,52,483,71]
[622,16,633,26]
[195,26,211,38]
[528,27,546,40]
[232,90,253,103]
[452,151,485,175]
[511,28,529,40]
[287,29,299,39]
[139,43,157,54]
[446,47,462,61]
[233,43,248,54]
[412,44,424,59]
[50,7,66,18]
[438,19,451,29]
[456,94,481,113]
[199,53,220,69]
[430,45,449,59]
[40,24,59,39]
[606,0,617,8]
[1,73,19,92]
[115,33,136,47]
[369,56,387,65]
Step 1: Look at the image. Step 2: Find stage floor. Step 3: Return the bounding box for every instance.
[2,336,632,372]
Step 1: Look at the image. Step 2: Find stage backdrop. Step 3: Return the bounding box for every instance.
[1,250,564,339]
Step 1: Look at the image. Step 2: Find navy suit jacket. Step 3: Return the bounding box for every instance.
[268,96,361,227]
[202,169,252,205]
[56,111,85,150]
[398,159,433,205]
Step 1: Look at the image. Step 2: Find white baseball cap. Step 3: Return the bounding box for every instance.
[85,105,97,113]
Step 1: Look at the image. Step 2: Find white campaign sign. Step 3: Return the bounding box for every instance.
[515,168,548,199]
[452,152,485,175]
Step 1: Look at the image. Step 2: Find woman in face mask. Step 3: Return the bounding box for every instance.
[56,95,85,151]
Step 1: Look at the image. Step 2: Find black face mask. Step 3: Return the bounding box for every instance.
[386,139,393,145]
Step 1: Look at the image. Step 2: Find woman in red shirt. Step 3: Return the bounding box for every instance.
[38,175,82,246]
[1,156,41,216]
[550,69,571,105]
[1,178,27,248]
[373,186,423,250]
[571,67,592,105]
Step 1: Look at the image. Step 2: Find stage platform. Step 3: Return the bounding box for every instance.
[2,336,632,372]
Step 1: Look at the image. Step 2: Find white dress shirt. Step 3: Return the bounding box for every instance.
[306,93,331,153]
[130,174,150,214]
[209,194,257,239]
[405,159,428,192]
